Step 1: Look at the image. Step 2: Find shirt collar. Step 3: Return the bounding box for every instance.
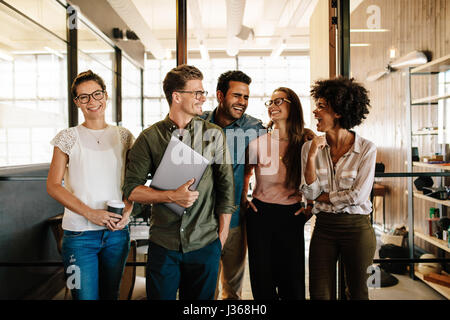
[352,131,362,154]
[209,107,244,128]
[324,130,361,154]
[162,113,199,132]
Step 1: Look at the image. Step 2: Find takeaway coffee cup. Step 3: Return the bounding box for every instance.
[107,200,125,215]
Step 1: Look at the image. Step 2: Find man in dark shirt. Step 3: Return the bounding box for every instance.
[122,64,236,300]
[201,71,265,299]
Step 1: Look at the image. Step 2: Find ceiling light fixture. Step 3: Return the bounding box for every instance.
[271,39,286,58]
[350,43,371,47]
[199,40,209,61]
[389,48,397,59]
[350,29,389,32]
[44,46,64,59]
[0,50,13,61]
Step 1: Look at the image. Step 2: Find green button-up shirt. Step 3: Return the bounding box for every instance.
[123,114,236,253]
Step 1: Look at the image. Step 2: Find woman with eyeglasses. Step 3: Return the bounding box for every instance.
[301,77,376,300]
[242,87,315,300]
[47,70,135,300]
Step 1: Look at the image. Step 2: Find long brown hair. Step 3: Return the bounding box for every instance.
[268,87,305,190]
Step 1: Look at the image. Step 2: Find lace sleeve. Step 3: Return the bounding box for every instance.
[50,128,77,155]
[118,127,135,150]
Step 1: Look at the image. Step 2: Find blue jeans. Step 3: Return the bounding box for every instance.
[146,238,222,300]
[61,227,130,300]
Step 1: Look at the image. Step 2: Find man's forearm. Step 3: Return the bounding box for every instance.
[218,213,232,247]
[128,185,173,204]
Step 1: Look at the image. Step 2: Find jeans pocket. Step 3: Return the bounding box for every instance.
[63,230,85,238]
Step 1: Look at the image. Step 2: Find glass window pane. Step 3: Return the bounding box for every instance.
[122,55,142,137]
[143,55,310,130]
[4,0,67,41]
[0,2,68,167]
[77,20,116,125]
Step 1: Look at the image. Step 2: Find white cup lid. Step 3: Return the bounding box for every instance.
[107,200,125,208]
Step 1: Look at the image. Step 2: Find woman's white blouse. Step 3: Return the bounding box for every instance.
[300,132,377,215]
[51,125,134,231]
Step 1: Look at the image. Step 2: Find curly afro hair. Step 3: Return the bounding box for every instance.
[310,77,371,129]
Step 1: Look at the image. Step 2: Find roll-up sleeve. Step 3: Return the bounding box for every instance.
[300,140,322,200]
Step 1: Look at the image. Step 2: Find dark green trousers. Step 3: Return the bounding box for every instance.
[309,212,376,300]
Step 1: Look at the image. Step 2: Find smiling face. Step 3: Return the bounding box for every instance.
[313,98,341,132]
[177,79,206,117]
[218,80,250,121]
[268,90,290,123]
[74,80,107,121]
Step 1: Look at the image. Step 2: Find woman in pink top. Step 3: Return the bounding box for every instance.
[242,87,314,300]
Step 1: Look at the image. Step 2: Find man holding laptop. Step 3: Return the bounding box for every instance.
[122,64,235,300]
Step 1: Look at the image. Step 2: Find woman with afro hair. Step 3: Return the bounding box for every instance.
[300,77,377,300]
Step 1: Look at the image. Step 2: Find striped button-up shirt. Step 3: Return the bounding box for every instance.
[300,132,377,215]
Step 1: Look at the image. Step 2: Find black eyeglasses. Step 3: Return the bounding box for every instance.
[75,90,105,104]
[264,98,291,107]
[176,90,208,100]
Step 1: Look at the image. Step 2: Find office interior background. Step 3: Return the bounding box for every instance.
[0,0,449,300]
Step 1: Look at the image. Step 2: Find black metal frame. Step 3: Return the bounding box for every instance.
[115,47,122,125]
[337,0,350,77]
[336,0,350,300]
[67,5,78,127]
[176,0,187,66]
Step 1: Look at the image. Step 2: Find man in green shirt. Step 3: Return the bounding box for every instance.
[122,64,236,300]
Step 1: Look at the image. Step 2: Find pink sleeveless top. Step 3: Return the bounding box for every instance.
[248,133,300,205]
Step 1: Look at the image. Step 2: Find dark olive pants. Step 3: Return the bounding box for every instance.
[309,212,376,300]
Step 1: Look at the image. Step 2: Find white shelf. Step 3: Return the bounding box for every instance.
[413,161,450,171]
[412,130,439,136]
[414,271,450,299]
[411,54,450,74]
[413,192,450,206]
[414,230,450,253]
[412,93,450,105]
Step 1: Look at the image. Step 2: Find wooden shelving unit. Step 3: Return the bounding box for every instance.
[412,93,450,105]
[411,54,450,74]
[414,271,450,299]
[414,230,450,253]
[407,54,450,299]
[412,130,439,136]
[413,161,450,171]
[413,192,450,206]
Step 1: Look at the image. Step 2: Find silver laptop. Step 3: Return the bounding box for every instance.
[150,136,210,216]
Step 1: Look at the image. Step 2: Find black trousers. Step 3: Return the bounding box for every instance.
[246,198,306,300]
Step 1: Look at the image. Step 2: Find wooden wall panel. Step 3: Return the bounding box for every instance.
[349,0,450,245]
